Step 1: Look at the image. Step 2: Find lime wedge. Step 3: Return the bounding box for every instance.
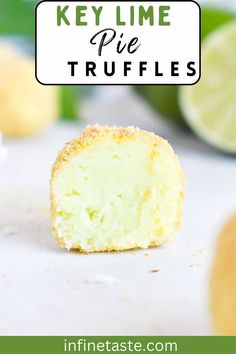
[179,22,236,153]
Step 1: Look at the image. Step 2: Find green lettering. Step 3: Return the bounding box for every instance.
[139,6,154,26]
[76,6,87,26]
[116,6,125,26]
[130,6,135,26]
[92,6,103,26]
[57,6,70,26]
[159,6,170,26]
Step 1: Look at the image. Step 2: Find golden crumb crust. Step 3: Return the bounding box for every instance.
[55,238,160,254]
[51,124,186,253]
[51,124,178,179]
[210,213,236,335]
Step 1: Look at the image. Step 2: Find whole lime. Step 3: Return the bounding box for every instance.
[135,85,182,124]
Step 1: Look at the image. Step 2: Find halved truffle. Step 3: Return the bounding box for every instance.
[51,125,185,252]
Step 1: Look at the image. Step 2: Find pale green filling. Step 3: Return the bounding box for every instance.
[53,139,183,250]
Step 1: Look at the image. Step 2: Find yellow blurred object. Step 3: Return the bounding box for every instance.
[0,43,59,137]
[210,213,236,335]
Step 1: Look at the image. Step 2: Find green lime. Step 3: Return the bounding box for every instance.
[179,22,236,153]
[135,85,183,124]
[135,7,236,124]
[201,6,236,40]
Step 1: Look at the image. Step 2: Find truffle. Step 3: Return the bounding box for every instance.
[210,213,236,335]
[0,43,59,137]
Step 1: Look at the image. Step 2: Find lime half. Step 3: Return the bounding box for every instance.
[180,22,236,153]
[201,7,236,40]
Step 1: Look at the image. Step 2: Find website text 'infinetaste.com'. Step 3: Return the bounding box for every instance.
[64,338,178,352]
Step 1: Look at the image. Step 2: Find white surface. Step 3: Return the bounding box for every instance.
[0,92,236,335]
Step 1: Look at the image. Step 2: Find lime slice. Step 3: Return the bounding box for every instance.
[180,22,236,153]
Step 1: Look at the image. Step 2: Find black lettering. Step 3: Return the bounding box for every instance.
[86,62,96,76]
[155,62,163,76]
[90,28,116,56]
[127,37,141,54]
[140,62,147,76]
[124,62,132,76]
[67,61,78,76]
[171,61,179,76]
[187,61,196,76]
[104,62,115,76]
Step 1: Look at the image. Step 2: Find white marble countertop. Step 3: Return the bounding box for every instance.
[0,90,236,335]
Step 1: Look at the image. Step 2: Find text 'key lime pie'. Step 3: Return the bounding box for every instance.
[51,125,185,252]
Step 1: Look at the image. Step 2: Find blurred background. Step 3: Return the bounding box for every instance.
[0,0,235,151]
[0,0,235,146]
[0,0,236,336]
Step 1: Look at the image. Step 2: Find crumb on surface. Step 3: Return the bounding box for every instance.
[190,262,203,268]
